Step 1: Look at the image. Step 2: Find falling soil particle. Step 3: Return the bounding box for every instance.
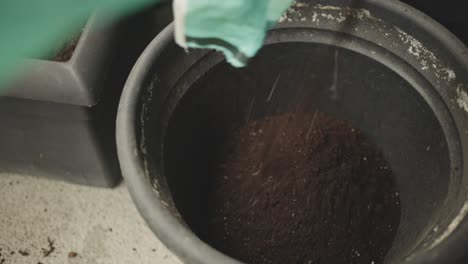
[68,251,78,258]
[42,237,55,257]
[200,112,401,264]
[18,250,29,256]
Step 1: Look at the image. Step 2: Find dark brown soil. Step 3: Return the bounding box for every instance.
[54,36,80,62]
[201,112,401,264]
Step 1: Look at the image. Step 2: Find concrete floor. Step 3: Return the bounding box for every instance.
[0,173,181,264]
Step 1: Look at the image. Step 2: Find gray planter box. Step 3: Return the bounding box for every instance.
[0,5,173,187]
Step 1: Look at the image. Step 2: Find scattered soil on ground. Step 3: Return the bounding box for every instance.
[41,237,55,257]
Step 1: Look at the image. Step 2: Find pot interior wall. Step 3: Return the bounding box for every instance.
[161,43,452,262]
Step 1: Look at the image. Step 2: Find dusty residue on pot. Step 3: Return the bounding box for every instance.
[314,4,371,20]
[395,27,456,82]
[279,2,373,24]
[139,78,168,206]
[456,84,468,113]
[430,197,468,249]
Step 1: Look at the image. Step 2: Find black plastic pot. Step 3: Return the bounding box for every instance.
[0,5,172,187]
[117,0,468,263]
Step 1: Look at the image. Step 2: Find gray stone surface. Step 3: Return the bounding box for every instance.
[0,174,181,264]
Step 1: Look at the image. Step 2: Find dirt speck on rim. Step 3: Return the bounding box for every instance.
[200,112,401,264]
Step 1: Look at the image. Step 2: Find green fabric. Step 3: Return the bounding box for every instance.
[181,0,293,67]
[0,0,156,85]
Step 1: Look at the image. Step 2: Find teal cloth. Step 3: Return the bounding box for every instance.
[179,0,293,67]
[0,0,156,85]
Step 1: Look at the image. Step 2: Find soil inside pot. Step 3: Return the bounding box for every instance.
[198,111,401,264]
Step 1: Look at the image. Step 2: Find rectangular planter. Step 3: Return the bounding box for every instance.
[0,4,173,187]
[5,11,121,106]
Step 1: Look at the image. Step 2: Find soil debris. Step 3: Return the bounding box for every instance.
[41,237,55,257]
[201,112,401,264]
[18,250,29,256]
